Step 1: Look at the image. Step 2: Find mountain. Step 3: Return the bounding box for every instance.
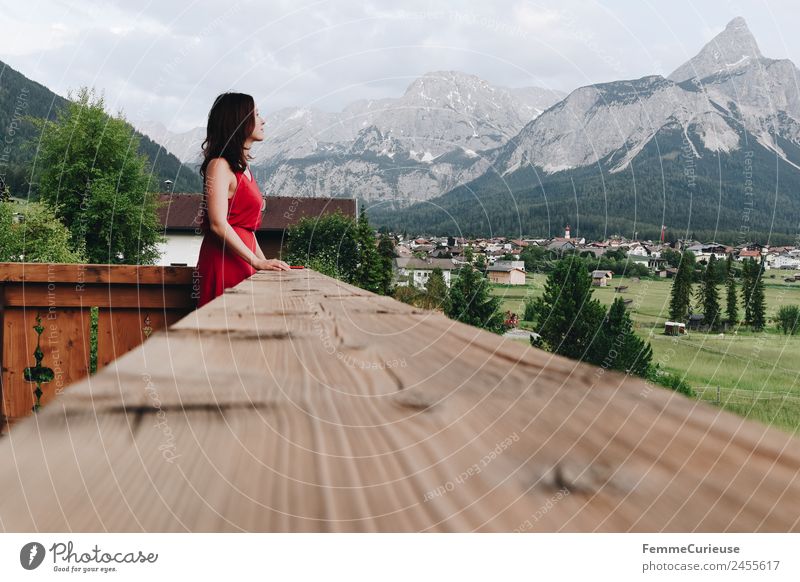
[137,71,564,204]
[0,60,202,196]
[371,17,800,243]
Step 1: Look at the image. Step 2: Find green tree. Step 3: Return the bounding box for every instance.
[463,245,474,264]
[376,232,396,295]
[284,208,360,283]
[725,262,738,326]
[0,200,86,263]
[669,251,695,321]
[741,258,755,324]
[776,305,800,335]
[750,261,767,331]
[34,86,164,264]
[697,255,721,330]
[529,258,606,362]
[422,267,449,311]
[354,206,383,293]
[598,297,653,377]
[520,244,548,272]
[661,248,682,268]
[445,263,505,334]
[522,294,537,322]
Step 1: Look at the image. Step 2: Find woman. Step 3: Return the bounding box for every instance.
[195,92,290,307]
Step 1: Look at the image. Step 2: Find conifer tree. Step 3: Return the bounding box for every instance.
[354,206,383,293]
[600,297,653,377]
[445,263,505,333]
[725,256,738,326]
[750,261,767,331]
[376,232,396,295]
[741,258,755,325]
[669,252,695,321]
[423,267,449,311]
[697,255,721,330]
[530,258,606,362]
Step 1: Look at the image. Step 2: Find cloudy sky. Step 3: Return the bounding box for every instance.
[2,0,798,132]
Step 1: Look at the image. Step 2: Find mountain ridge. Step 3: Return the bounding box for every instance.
[369,17,800,242]
[0,59,202,195]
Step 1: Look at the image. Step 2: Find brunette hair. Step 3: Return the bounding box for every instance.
[199,92,256,181]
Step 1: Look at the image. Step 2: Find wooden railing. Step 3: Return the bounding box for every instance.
[0,267,799,531]
[0,263,195,426]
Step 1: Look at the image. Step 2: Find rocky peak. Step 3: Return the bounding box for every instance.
[669,16,763,83]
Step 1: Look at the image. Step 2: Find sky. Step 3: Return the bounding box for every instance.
[2,0,799,133]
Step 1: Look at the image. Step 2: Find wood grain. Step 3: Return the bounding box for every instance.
[0,263,196,423]
[0,268,799,532]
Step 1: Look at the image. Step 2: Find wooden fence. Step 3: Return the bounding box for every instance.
[0,263,195,426]
[0,267,799,531]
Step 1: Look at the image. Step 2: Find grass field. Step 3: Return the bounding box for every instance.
[491,269,800,435]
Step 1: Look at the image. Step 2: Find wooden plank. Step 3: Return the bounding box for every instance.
[96,309,184,370]
[1,307,91,422]
[0,262,195,285]
[0,268,799,531]
[2,284,195,309]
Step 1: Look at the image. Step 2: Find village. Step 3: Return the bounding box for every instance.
[391,225,800,288]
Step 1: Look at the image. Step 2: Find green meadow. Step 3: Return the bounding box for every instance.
[491,270,800,435]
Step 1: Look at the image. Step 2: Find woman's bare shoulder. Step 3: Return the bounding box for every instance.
[206,156,236,176]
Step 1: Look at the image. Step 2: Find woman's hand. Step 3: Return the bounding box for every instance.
[253,258,292,271]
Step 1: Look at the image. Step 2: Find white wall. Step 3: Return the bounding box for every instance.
[156,232,204,267]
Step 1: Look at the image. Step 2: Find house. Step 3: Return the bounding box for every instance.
[770,251,800,270]
[686,243,730,263]
[737,249,762,263]
[156,193,357,266]
[547,239,576,254]
[628,254,668,271]
[486,264,526,285]
[627,243,650,257]
[493,260,525,271]
[591,270,613,286]
[394,257,459,289]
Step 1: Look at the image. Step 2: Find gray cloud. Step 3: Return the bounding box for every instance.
[2,0,797,132]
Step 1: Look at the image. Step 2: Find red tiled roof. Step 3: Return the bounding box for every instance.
[157,193,357,232]
[738,249,761,258]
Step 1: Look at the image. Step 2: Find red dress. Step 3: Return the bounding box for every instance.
[195,169,265,308]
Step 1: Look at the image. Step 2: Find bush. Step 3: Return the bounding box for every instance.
[0,200,85,263]
[522,295,537,321]
[645,365,696,398]
[284,209,359,283]
[393,285,419,306]
[776,305,800,335]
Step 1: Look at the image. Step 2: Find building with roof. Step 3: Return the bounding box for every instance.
[591,270,614,286]
[394,257,459,289]
[486,263,526,285]
[156,193,357,266]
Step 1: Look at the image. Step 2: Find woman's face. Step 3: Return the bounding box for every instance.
[250,107,265,141]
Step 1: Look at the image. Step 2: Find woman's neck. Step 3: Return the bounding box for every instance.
[242,140,252,171]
